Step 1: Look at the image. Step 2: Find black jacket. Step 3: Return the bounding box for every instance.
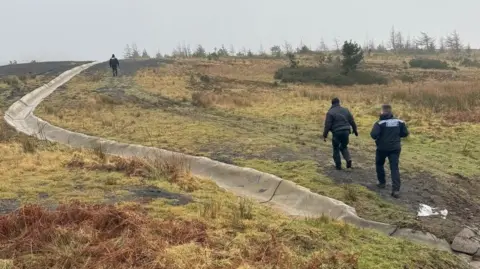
[370,113,409,151]
[323,104,358,138]
[109,57,120,68]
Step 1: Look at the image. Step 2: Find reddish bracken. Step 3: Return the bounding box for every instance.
[0,202,208,269]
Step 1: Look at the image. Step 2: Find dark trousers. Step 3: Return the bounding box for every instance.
[332,130,351,167]
[112,67,118,77]
[375,149,401,192]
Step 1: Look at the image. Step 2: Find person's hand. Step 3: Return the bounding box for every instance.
[354,131,359,137]
[323,136,327,142]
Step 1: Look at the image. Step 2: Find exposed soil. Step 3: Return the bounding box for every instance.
[322,155,480,242]
[0,199,19,214]
[0,186,191,215]
[125,185,193,205]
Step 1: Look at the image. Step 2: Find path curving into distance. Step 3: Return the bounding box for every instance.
[4,62,453,253]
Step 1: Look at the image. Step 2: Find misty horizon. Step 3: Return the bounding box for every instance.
[1,0,479,65]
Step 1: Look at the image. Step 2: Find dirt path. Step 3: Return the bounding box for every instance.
[322,153,480,242]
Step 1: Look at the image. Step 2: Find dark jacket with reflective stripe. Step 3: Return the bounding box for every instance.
[323,104,358,138]
[109,57,119,68]
[370,113,409,151]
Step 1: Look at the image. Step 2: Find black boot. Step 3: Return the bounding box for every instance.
[346,160,352,169]
[391,191,400,198]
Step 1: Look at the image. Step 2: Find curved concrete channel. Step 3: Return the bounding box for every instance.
[3,62,458,255]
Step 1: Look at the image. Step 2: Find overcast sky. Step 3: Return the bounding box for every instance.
[1,0,479,64]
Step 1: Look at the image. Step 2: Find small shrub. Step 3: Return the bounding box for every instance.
[316,53,327,66]
[207,52,220,61]
[326,54,333,63]
[408,58,449,69]
[275,66,387,86]
[341,40,364,74]
[146,154,199,192]
[199,75,211,83]
[286,52,299,68]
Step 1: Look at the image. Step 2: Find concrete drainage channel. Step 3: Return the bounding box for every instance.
[3,62,478,268]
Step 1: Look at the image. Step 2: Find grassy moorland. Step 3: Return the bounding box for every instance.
[36,55,480,242]
[0,119,465,269]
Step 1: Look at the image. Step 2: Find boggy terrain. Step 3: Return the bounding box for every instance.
[0,59,469,268]
[36,56,480,246]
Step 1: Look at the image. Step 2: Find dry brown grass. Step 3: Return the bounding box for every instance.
[0,202,208,269]
[0,202,364,269]
[67,153,200,192]
[389,81,480,122]
[191,91,252,108]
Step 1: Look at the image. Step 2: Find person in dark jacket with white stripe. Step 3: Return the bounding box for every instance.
[109,54,120,77]
[370,104,409,198]
[323,98,358,170]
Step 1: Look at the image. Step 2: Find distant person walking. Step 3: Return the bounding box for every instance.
[370,104,409,198]
[323,97,358,170]
[109,54,120,77]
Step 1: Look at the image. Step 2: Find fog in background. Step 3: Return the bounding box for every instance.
[1,0,479,64]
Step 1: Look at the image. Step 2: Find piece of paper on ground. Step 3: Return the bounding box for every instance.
[418,203,448,219]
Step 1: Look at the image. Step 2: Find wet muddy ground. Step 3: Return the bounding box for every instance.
[0,185,192,215]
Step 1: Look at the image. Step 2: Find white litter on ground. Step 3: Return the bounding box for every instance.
[418,204,448,219]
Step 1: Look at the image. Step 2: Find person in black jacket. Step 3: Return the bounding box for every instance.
[370,104,409,198]
[109,54,120,77]
[323,98,358,170]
